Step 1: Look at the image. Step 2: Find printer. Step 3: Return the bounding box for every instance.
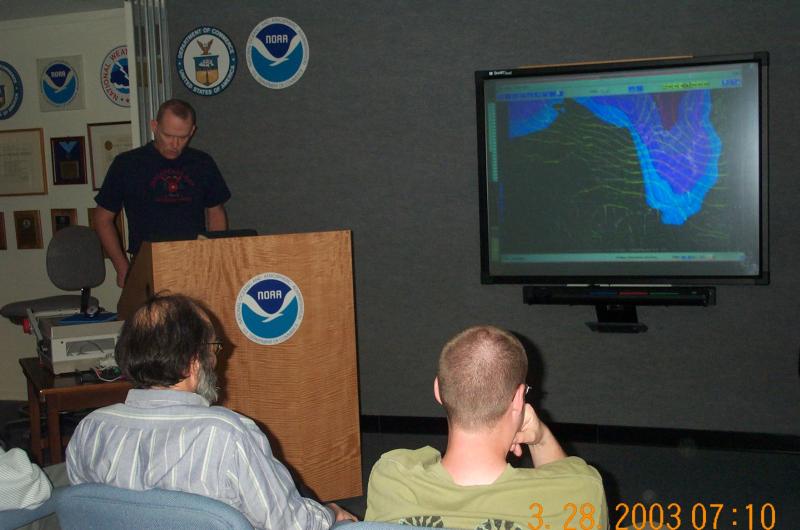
[27,308,123,374]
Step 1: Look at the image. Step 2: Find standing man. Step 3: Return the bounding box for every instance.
[94,99,231,287]
[66,294,357,529]
[366,325,608,529]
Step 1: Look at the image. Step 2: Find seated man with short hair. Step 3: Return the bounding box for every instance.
[366,325,608,529]
[66,294,356,529]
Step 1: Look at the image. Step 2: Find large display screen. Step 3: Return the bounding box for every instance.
[476,53,769,284]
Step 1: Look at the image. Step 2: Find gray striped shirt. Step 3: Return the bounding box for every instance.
[66,389,334,530]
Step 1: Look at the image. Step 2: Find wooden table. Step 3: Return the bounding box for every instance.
[19,357,132,465]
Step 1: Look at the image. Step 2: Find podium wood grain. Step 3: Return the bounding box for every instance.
[117,231,362,500]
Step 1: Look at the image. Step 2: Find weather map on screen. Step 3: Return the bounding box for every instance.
[477,55,767,283]
[507,86,722,226]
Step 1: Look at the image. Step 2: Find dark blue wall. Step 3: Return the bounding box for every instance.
[168,0,800,435]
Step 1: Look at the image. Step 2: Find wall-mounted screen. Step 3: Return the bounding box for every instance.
[476,52,769,285]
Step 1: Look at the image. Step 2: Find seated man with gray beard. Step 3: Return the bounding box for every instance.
[66,294,355,529]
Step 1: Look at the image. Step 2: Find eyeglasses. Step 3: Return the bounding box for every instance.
[205,341,223,355]
[524,385,533,401]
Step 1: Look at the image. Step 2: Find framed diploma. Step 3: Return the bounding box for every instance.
[14,210,43,249]
[51,208,77,234]
[87,121,132,190]
[0,128,47,196]
[51,136,87,185]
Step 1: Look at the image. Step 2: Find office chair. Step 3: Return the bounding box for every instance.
[55,483,451,530]
[55,483,253,530]
[0,487,63,530]
[0,226,105,325]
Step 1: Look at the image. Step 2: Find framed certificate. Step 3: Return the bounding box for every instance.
[87,121,132,190]
[0,212,6,250]
[51,208,78,234]
[14,210,43,249]
[51,136,87,185]
[0,128,47,196]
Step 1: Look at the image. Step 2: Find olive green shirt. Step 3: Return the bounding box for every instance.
[366,446,608,530]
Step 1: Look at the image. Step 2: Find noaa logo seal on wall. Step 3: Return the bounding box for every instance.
[100,46,129,107]
[246,17,309,89]
[0,61,23,120]
[176,26,237,96]
[236,273,304,345]
[41,60,78,106]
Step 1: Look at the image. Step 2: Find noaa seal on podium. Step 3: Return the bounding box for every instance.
[235,272,305,345]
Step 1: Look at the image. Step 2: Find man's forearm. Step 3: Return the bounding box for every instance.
[95,218,127,269]
[93,210,129,287]
[528,423,567,467]
[206,205,228,231]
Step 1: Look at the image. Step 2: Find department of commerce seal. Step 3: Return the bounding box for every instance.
[176,26,237,96]
[41,59,79,107]
[235,272,304,345]
[246,17,309,89]
[100,45,129,107]
[0,60,23,120]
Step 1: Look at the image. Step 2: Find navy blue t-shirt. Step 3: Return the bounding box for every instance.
[94,142,231,254]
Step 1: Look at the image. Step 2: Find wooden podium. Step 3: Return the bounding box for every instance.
[118,231,361,501]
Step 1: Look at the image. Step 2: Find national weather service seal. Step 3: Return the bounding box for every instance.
[246,17,309,89]
[100,45,130,107]
[235,272,304,345]
[176,26,237,96]
[0,61,23,120]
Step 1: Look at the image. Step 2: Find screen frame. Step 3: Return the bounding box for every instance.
[476,52,770,286]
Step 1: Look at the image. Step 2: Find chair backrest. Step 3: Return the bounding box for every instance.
[55,483,253,530]
[46,226,105,291]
